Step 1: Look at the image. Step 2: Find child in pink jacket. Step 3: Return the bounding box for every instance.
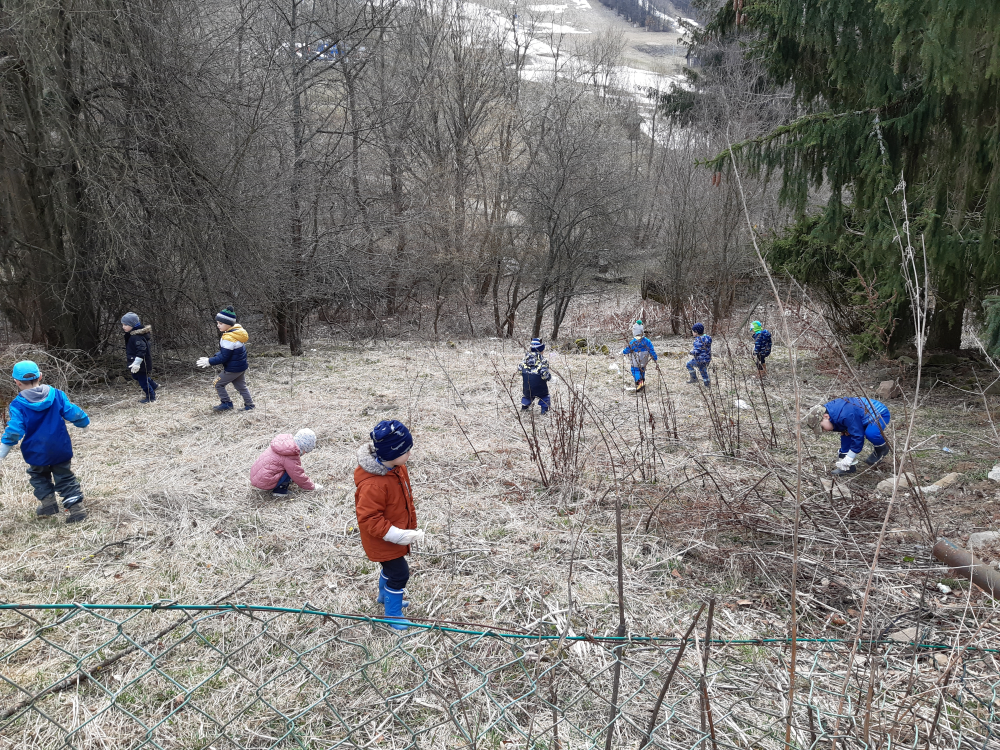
[250,429,322,496]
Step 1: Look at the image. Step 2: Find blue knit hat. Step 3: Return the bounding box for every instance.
[692,322,705,334]
[216,307,237,325]
[12,361,41,382]
[371,420,413,462]
[530,338,544,352]
[121,312,141,328]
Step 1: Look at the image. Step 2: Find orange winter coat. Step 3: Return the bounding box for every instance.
[354,444,417,562]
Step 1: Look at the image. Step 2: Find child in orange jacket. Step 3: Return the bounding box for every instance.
[354,420,425,631]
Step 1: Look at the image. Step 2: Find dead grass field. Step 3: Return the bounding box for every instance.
[2,297,1000,747]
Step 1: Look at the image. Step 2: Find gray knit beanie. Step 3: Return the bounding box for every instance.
[121,312,141,328]
[632,321,644,337]
[293,428,316,454]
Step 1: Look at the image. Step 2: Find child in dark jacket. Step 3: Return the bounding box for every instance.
[0,361,90,523]
[355,420,425,631]
[686,323,712,386]
[121,312,158,403]
[518,338,552,413]
[750,320,772,376]
[622,321,658,392]
[196,307,255,412]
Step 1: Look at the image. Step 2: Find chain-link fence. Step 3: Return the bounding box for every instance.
[1,603,997,749]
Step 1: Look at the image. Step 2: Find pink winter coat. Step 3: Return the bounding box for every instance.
[250,434,315,490]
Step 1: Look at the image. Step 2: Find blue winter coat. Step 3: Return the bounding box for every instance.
[691,334,712,364]
[1,386,90,466]
[622,337,658,369]
[752,330,772,357]
[518,353,551,397]
[824,398,890,454]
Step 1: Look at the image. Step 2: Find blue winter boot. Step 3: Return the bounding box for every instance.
[213,401,234,412]
[383,587,410,631]
[377,574,408,607]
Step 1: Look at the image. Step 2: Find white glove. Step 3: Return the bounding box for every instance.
[306,484,324,492]
[0,444,10,460]
[383,526,425,546]
[129,357,142,373]
[196,357,210,368]
[835,451,858,471]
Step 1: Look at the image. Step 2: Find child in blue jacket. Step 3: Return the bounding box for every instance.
[518,338,551,413]
[196,307,255,412]
[0,361,90,522]
[806,397,891,475]
[622,321,657,392]
[750,320,772,376]
[686,323,712,386]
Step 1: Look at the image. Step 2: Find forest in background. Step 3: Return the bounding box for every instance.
[1,0,997,363]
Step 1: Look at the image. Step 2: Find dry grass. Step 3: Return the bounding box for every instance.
[2,297,1000,748]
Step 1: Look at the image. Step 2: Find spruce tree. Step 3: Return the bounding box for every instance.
[710,0,1000,350]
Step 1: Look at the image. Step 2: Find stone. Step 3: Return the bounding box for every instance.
[887,627,918,643]
[967,531,1000,549]
[821,479,852,499]
[877,380,902,399]
[988,466,1000,482]
[877,473,918,494]
[931,472,962,490]
[575,338,587,350]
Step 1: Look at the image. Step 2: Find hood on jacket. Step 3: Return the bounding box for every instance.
[16,385,54,409]
[357,443,388,476]
[270,434,301,457]
[130,325,152,337]
[221,325,249,348]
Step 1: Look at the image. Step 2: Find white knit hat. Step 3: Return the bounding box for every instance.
[632,321,644,337]
[293,428,316,454]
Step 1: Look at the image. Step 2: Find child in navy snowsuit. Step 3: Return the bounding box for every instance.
[806,397,891,475]
[121,312,158,403]
[0,360,90,523]
[622,321,658,392]
[750,320,772,375]
[686,323,712,386]
[519,339,551,413]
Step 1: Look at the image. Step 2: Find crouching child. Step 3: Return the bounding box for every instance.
[0,361,90,523]
[518,338,551,413]
[355,420,425,631]
[250,428,322,496]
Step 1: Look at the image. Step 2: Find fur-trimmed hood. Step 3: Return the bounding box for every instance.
[357,443,388,476]
[130,325,152,337]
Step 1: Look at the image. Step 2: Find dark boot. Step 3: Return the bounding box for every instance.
[702,377,711,387]
[831,465,856,477]
[687,371,698,384]
[65,501,87,524]
[213,402,234,412]
[865,443,891,466]
[36,494,59,517]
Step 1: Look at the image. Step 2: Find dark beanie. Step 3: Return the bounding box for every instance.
[692,322,705,335]
[530,338,544,352]
[121,312,141,328]
[216,307,237,325]
[371,420,413,462]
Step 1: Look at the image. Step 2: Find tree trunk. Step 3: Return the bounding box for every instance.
[926,300,965,350]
